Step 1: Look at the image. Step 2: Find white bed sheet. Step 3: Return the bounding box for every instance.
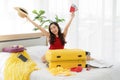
[30,67,120,80]
[0,46,120,80]
[27,46,120,80]
[30,60,120,80]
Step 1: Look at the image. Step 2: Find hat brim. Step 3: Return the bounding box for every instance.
[14,7,28,18]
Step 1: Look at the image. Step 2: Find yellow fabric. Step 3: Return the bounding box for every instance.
[4,51,38,80]
[46,49,86,62]
[48,67,71,76]
[48,60,86,69]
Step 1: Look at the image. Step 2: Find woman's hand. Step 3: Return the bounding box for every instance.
[71,12,75,19]
[26,16,30,20]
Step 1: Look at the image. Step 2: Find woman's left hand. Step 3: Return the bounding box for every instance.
[71,12,75,18]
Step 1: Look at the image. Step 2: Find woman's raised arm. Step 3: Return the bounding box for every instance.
[63,13,75,38]
[26,16,50,38]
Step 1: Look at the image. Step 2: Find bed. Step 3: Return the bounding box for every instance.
[0,33,120,80]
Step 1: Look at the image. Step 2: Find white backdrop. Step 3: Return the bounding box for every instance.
[0,0,120,64]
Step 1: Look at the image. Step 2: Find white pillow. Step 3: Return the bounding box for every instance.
[26,45,48,62]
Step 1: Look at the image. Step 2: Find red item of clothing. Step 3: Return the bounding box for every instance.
[70,66,83,72]
[49,37,64,49]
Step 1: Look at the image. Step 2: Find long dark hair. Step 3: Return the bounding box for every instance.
[49,22,66,45]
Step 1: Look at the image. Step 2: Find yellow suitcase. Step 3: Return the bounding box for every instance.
[45,49,86,62]
[48,60,86,69]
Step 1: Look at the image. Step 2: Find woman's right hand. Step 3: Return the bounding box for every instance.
[25,16,31,21]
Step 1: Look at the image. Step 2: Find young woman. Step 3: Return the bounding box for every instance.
[25,13,75,62]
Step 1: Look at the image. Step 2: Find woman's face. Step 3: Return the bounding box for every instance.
[50,24,59,35]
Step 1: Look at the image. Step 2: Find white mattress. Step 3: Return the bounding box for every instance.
[0,46,120,80]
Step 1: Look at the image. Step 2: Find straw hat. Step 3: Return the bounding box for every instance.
[14,7,28,18]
